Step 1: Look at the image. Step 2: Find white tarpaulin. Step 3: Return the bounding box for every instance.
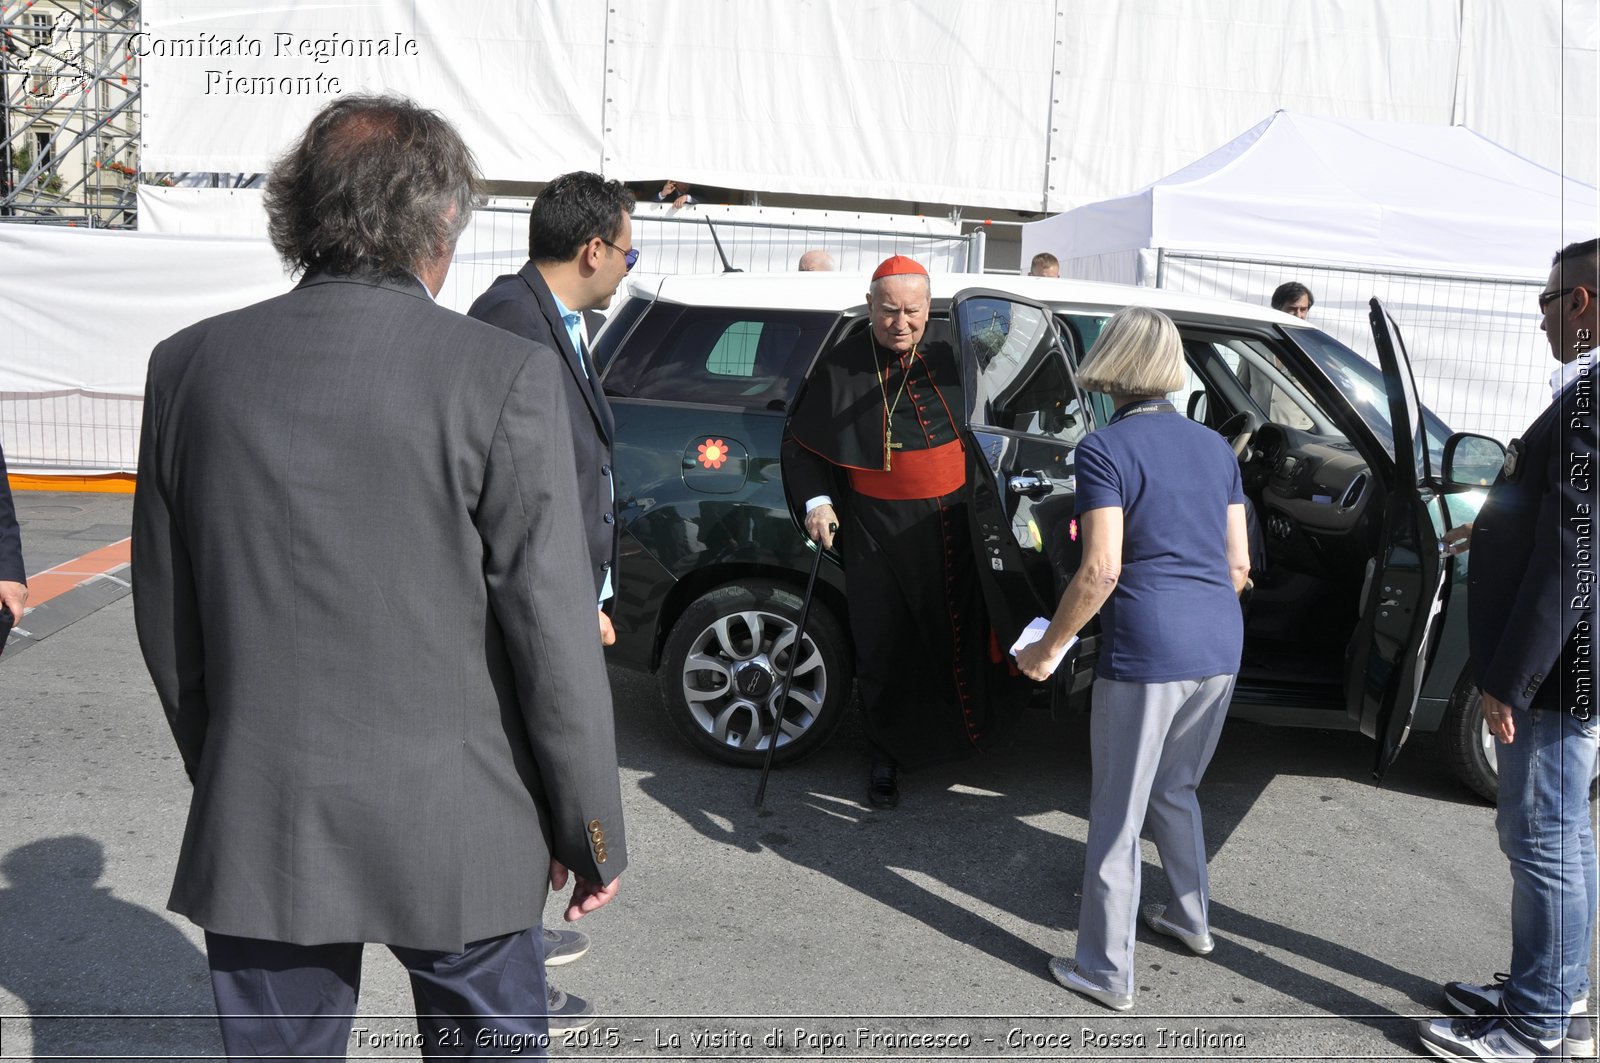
[0,226,286,396]
[1020,111,1600,439]
[0,226,287,473]
[137,0,1598,212]
[137,0,1056,207]
[139,3,609,177]
[1457,0,1600,186]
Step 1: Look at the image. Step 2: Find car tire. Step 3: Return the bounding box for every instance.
[1443,670,1498,803]
[659,580,851,767]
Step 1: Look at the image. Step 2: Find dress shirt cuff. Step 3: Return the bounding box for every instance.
[804,495,833,514]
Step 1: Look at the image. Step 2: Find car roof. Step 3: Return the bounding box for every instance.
[627,271,1308,327]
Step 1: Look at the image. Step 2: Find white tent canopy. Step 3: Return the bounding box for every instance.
[1024,111,1598,280]
[1021,112,1598,440]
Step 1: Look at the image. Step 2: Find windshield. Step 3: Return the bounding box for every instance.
[1289,327,1452,466]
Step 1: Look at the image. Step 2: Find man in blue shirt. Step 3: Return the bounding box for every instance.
[468,170,637,1032]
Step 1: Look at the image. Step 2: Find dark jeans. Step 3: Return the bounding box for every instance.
[205,925,548,1060]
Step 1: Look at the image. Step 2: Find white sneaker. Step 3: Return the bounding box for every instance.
[1444,976,1594,1059]
[1420,1013,1563,1061]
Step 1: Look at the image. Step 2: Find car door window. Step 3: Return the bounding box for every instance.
[606,307,835,408]
[966,298,1088,445]
[1198,337,1331,432]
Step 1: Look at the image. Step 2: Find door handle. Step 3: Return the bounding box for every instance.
[1007,473,1055,499]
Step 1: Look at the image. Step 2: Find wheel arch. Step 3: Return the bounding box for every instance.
[648,560,852,674]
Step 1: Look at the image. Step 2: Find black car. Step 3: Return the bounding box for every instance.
[592,272,1502,798]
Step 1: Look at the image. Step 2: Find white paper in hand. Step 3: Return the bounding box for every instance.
[1009,617,1077,676]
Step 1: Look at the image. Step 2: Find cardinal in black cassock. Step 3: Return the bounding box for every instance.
[782,255,1020,808]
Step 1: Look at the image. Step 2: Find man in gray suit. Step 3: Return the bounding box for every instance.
[133,95,626,1058]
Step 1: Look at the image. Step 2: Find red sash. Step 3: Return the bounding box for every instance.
[848,439,965,500]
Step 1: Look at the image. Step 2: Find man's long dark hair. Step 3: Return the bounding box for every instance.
[265,95,479,279]
[529,172,635,263]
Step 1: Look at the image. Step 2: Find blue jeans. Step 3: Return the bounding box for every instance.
[1496,704,1599,1040]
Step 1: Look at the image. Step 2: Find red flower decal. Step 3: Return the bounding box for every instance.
[697,439,728,469]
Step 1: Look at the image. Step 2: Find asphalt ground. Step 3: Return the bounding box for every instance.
[2,490,1595,1062]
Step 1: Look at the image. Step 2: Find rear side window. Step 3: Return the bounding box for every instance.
[604,306,836,410]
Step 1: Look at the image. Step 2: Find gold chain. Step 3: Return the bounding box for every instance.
[873,334,918,469]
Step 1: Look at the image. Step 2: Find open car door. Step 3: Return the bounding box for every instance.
[950,290,1096,691]
[1348,297,1451,781]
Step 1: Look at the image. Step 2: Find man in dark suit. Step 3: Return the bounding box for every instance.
[467,170,634,1028]
[0,444,26,652]
[133,95,627,1059]
[469,171,632,636]
[1419,238,1597,1062]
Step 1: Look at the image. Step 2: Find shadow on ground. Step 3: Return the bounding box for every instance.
[614,664,1476,1051]
[0,834,221,1059]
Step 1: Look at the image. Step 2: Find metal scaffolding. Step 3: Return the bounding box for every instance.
[1,0,140,226]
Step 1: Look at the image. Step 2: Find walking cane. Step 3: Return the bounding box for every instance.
[753,522,836,807]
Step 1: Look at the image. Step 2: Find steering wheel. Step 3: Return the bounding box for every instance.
[1215,411,1255,460]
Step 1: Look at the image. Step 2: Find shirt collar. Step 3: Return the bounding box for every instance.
[549,289,586,354]
[549,290,581,329]
[409,274,436,302]
[1551,356,1586,400]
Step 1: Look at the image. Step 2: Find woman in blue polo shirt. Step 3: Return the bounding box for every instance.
[1015,305,1250,1012]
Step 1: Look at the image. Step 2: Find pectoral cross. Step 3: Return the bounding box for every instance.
[885,435,903,470]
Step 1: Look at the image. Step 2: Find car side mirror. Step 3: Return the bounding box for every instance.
[1440,432,1505,490]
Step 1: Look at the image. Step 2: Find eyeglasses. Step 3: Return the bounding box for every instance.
[601,239,639,272]
[1538,287,1576,310]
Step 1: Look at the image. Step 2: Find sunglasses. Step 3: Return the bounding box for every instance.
[1529,284,1580,308]
[601,239,639,272]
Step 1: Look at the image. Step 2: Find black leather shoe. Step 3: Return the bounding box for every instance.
[867,759,900,809]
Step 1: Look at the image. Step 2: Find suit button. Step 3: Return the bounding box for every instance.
[601,464,611,476]
[596,851,607,863]
[603,513,615,524]
[602,562,611,571]
[588,819,602,832]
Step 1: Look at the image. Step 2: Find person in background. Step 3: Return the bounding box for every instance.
[467,170,638,1033]
[655,179,695,207]
[1028,251,1060,278]
[1271,281,1313,318]
[133,94,627,1058]
[1418,237,1598,1062]
[0,443,26,654]
[798,249,836,271]
[1015,305,1249,1013]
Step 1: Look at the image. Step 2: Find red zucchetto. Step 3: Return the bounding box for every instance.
[871,255,929,282]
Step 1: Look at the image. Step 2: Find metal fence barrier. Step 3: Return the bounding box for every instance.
[1156,251,1548,440]
[2,207,986,473]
